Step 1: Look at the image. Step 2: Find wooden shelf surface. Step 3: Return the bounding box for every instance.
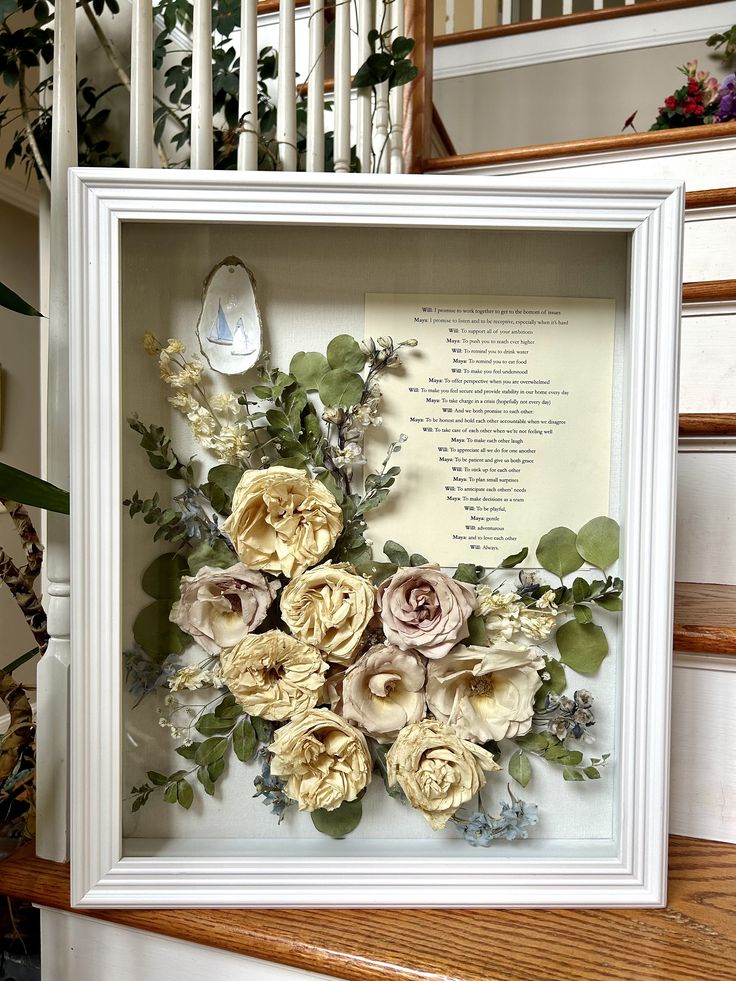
[2,839,736,980]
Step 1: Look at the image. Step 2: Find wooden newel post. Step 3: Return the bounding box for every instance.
[403,0,433,174]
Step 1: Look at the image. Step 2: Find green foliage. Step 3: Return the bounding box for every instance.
[576,516,620,570]
[453,563,485,584]
[352,31,418,92]
[467,614,489,647]
[383,540,410,566]
[232,717,257,762]
[500,546,528,568]
[311,798,363,837]
[127,415,195,483]
[132,601,188,658]
[201,464,243,514]
[508,750,532,788]
[0,461,69,513]
[187,539,235,574]
[556,620,609,675]
[289,351,329,392]
[123,490,188,545]
[534,656,566,712]
[707,25,736,65]
[0,279,42,317]
[318,368,364,408]
[326,334,366,373]
[536,526,584,579]
[141,552,189,601]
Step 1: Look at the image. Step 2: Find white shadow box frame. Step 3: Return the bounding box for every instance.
[68,170,683,908]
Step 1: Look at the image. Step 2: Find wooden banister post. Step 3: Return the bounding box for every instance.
[403,0,433,174]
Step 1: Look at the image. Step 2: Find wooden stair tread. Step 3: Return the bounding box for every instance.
[423,123,736,173]
[679,414,736,438]
[674,583,736,656]
[2,839,735,980]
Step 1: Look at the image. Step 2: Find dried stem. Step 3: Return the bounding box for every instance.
[18,66,51,192]
[0,547,48,657]
[0,668,34,785]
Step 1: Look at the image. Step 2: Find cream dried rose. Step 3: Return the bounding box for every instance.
[426,642,544,743]
[269,708,372,811]
[280,562,375,665]
[377,564,476,659]
[386,719,499,830]
[219,630,326,721]
[339,644,426,742]
[222,466,343,578]
[170,562,278,656]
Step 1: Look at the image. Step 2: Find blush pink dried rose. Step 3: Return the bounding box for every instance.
[170,562,279,656]
[377,564,476,659]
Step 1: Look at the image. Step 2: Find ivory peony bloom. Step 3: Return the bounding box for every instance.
[219,630,326,721]
[377,564,476,659]
[426,642,544,743]
[280,562,375,665]
[339,644,426,742]
[222,466,343,578]
[170,563,278,656]
[269,708,372,811]
[386,720,499,830]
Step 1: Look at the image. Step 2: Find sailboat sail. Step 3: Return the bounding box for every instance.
[231,317,255,357]
[207,301,233,345]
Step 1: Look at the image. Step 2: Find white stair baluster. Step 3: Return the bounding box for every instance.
[389,0,405,174]
[306,0,325,172]
[473,0,483,29]
[445,0,454,33]
[531,0,542,21]
[372,0,390,173]
[333,0,351,173]
[130,0,153,167]
[237,0,259,170]
[501,0,512,27]
[356,0,373,173]
[36,0,76,863]
[190,0,213,169]
[562,0,572,13]
[277,0,297,171]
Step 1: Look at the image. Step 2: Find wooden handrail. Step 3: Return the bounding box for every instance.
[434,0,725,47]
[679,414,736,438]
[683,279,736,303]
[423,122,736,172]
[686,187,736,210]
[2,838,736,978]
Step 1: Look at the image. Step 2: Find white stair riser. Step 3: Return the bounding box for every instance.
[680,313,736,414]
[676,452,736,586]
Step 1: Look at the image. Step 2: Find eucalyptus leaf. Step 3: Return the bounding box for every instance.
[562,767,584,782]
[175,743,200,760]
[207,464,243,501]
[556,620,609,675]
[195,713,235,736]
[508,750,532,788]
[576,516,620,570]
[209,757,226,782]
[595,594,623,612]
[310,798,363,837]
[146,770,168,786]
[187,539,235,574]
[383,540,410,566]
[534,656,567,712]
[572,577,590,603]
[573,604,593,624]
[410,553,429,566]
[454,563,484,584]
[141,552,188,601]
[163,783,178,804]
[536,527,584,578]
[467,614,489,647]
[584,766,601,780]
[326,334,365,372]
[0,462,69,514]
[289,351,330,391]
[318,368,364,408]
[500,546,528,568]
[197,767,216,796]
[132,602,187,658]
[233,717,257,762]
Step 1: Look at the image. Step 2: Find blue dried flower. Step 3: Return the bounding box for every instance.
[125,645,179,705]
[253,747,292,823]
[456,796,539,847]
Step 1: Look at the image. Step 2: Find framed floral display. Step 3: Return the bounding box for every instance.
[68,170,683,907]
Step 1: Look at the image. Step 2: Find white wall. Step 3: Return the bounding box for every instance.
[0,198,41,688]
[435,39,727,153]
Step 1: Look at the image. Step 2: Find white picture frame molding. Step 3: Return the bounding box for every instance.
[68,170,683,907]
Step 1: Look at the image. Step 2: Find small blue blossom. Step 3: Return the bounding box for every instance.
[125,645,179,706]
[455,796,539,847]
[253,746,293,823]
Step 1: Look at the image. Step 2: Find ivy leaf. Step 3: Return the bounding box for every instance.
[311,798,363,837]
[508,750,532,788]
[576,516,620,570]
[326,334,365,373]
[233,717,257,762]
[318,368,364,408]
[141,552,188,601]
[132,602,188,658]
[383,540,410,566]
[289,351,329,392]
[536,527,584,579]
[556,620,609,675]
[500,546,528,569]
[391,35,415,59]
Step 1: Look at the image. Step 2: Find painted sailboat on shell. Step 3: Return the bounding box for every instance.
[197,257,263,375]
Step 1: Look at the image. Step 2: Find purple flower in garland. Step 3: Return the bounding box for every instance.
[716,73,736,122]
